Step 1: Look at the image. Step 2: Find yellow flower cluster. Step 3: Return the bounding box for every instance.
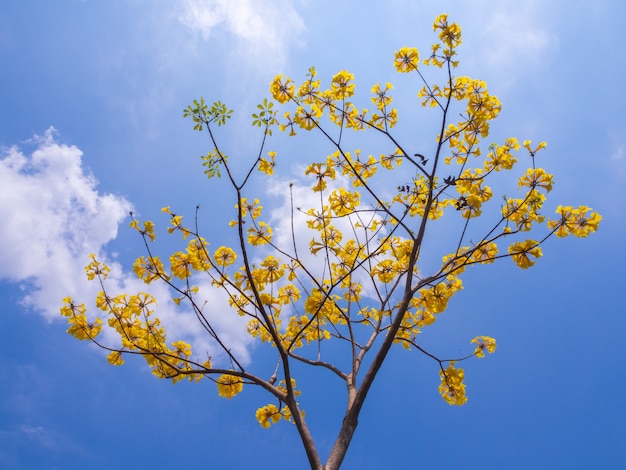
[269,75,294,104]
[254,379,304,427]
[134,255,167,283]
[483,138,520,171]
[270,63,380,136]
[214,245,237,267]
[419,276,463,314]
[258,151,276,175]
[136,240,213,284]
[548,205,602,238]
[508,240,542,269]
[65,255,213,383]
[60,297,102,340]
[395,273,465,348]
[85,253,110,280]
[217,374,244,399]
[471,336,497,358]
[129,219,156,242]
[424,14,462,68]
[438,362,467,406]
[328,187,360,217]
[393,47,419,73]
[256,404,281,428]
[371,82,393,109]
[331,70,356,100]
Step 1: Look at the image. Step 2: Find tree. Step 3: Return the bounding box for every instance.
[60,14,600,469]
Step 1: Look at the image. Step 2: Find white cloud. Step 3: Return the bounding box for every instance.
[481,10,554,67]
[0,128,132,310]
[608,131,626,182]
[0,129,252,364]
[177,0,306,69]
[612,144,625,163]
[457,1,558,89]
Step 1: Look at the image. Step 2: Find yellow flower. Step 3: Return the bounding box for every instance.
[371,82,393,109]
[214,246,237,267]
[548,205,602,238]
[294,104,322,130]
[258,256,285,283]
[256,404,281,428]
[380,148,403,170]
[278,284,301,304]
[471,336,497,358]
[523,140,548,155]
[370,108,398,130]
[95,291,111,311]
[107,351,124,366]
[394,47,419,72]
[60,297,84,318]
[128,292,156,314]
[508,240,542,269]
[459,194,483,219]
[438,362,467,406]
[331,70,355,100]
[342,103,368,131]
[170,251,191,279]
[328,188,360,216]
[247,222,273,246]
[84,253,110,281]
[351,154,378,184]
[270,75,294,103]
[418,84,442,107]
[278,110,297,135]
[424,43,446,67]
[343,283,362,303]
[371,259,398,284]
[433,13,449,31]
[133,256,168,283]
[303,289,340,321]
[217,374,243,399]
[171,340,192,359]
[470,242,498,264]
[518,168,553,192]
[258,151,276,175]
[186,237,211,271]
[305,162,336,192]
[276,378,301,397]
[570,206,602,237]
[238,198,263,219]
[484,139,519,172]
[420,280,457,314]
[67,315,102,341]
[433,14,462,49]
[502,197,545,232]
[140,220,157,242]
[298,75,321,103]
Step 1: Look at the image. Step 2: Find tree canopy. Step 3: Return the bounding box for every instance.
[60,13,600,469]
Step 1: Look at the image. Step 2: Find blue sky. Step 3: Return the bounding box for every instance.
[1,1,625,468]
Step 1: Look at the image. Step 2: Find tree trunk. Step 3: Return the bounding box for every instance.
[324,413,358,470]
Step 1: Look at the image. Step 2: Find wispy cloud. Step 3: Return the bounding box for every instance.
[480,11,554,68]
[177,0,306,69]
[459,1,558,89]
[607,129,626,183]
